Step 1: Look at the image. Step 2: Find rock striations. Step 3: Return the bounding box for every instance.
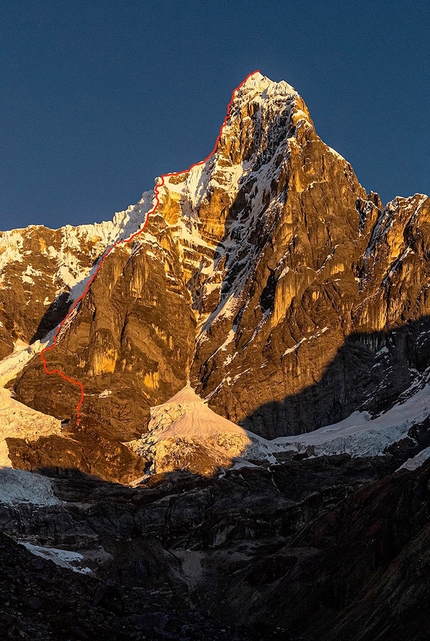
[2,71,428,471]
[1,70,430,641]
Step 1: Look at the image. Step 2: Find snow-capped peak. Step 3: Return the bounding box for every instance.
[236,71,298,101]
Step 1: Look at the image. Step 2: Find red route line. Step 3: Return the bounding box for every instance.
[41,70,261,424]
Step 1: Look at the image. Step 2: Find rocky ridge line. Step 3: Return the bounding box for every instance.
[2,71,430,482]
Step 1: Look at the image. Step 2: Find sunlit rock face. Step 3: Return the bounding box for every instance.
[0,198,154,359]
[156,73,430,439]
[2,71,429,480]
[14,216,196,440]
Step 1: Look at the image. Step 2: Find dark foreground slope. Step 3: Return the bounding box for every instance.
[1,453,430,640]
[0,531,251,641]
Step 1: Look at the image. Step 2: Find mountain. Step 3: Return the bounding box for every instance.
[1,71,430,640]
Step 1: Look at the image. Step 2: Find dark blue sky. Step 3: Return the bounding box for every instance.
[1,0,429,231]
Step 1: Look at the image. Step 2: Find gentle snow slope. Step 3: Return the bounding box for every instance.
[128,379,430,474]
[272,379,430,458]
[128,385,268,474]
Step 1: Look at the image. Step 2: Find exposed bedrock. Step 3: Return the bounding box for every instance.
[14,218,196,439]
[5,72,430,452]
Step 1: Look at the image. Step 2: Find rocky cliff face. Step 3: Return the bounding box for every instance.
[0,198,153,357]
[14,213,196,440]
[7,72,430,451]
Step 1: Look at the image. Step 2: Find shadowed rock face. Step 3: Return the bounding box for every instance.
[1,455,429,641]
[2,72,430,478]
[239,315,430,438]
[0,528,254,641]
[216,459,430,641]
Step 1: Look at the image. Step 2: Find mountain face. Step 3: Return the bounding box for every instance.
[6,73,430,449]
[1,71,430,640]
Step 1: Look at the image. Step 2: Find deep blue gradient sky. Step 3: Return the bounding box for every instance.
[1,0,429,231]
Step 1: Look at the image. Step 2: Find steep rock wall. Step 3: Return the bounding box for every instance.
[6,72,430,449]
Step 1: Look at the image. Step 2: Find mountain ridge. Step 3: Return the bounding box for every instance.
[1,71,429,480]
[2,71,430,641]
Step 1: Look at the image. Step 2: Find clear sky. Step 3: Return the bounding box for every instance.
[1,0,429,231]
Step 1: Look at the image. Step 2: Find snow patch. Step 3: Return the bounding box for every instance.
[0,339,48,388]
[397,446,430,472]
[0,231,24,282]
[0,468,59,506]
[127,385,269,474]
[282,327,329,357]
[19,542,92,574]
[272,382,430,458]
